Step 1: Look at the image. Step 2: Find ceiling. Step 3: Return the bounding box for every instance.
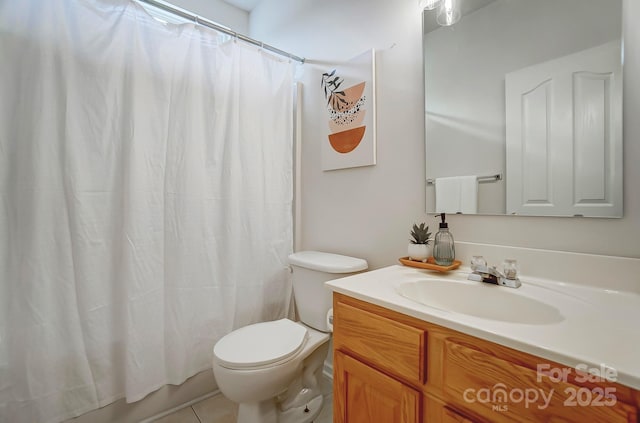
[222,0,261,12]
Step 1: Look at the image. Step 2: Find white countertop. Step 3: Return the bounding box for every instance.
[326,264,640,389]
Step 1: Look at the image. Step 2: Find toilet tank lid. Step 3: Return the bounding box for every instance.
[288,251,368,273]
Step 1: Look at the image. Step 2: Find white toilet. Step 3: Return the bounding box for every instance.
[212,251,368,423]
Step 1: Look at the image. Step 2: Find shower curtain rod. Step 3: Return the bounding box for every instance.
[137,0,305,63]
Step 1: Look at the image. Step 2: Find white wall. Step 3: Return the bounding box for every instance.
[168,0,249,33]
[250,0,426,268]
[250,0,640,268]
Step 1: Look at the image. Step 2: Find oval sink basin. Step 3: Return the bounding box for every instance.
[397,279,564,325]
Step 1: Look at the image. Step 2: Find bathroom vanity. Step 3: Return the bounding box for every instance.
[327,262,640,422]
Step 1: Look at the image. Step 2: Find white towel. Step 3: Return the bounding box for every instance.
[435,176,478,214]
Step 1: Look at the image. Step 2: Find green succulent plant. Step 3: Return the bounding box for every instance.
[410,223,432,245]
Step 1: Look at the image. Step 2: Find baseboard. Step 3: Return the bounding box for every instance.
[138,389,220,423]
[323,361,333,380]
[143,365,332,423]
[66,370,217,423]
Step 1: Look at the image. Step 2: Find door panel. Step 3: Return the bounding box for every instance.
[334,351,421,423]
[506,40,622,217]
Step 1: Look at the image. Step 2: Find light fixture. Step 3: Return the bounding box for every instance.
[419,0,442,11]
[436,0,461,26]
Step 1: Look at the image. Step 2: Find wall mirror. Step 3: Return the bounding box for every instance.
[423,0,623,217]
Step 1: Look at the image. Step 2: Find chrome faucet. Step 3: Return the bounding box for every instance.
[468,263,522,289]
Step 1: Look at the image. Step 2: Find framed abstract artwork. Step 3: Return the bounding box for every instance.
[320,49,376,171]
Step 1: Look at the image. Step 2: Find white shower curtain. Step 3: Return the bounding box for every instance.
[0,1,295,422]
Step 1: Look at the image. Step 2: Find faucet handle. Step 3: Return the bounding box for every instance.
[470,255,487,271]
[502,259,519,280]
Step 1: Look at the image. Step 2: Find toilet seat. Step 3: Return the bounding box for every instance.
[214,319,308,370]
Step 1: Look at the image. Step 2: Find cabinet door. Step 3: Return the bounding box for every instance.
[442,407,475,423]
[424,394,479,423]
[334,351,421,423]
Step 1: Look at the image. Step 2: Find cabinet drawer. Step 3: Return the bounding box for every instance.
[333,300,426,383]
[442,339,637,423]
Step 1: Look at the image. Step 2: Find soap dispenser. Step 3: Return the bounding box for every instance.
[433,213,455,266]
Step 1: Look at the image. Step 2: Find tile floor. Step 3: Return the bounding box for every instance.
[152,376,333,423]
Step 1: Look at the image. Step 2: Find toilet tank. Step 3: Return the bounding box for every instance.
[289,251,368,332]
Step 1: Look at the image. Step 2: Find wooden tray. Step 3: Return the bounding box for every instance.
[398,256,462,272]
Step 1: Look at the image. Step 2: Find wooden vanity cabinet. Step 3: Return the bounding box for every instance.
[332,297,425,423]
[332,293,640,423]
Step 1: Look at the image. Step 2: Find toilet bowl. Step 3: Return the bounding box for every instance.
[213,319,330,423]
[212,251,368,423]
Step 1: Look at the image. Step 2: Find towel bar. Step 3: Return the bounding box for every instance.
[426,173,502,185]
